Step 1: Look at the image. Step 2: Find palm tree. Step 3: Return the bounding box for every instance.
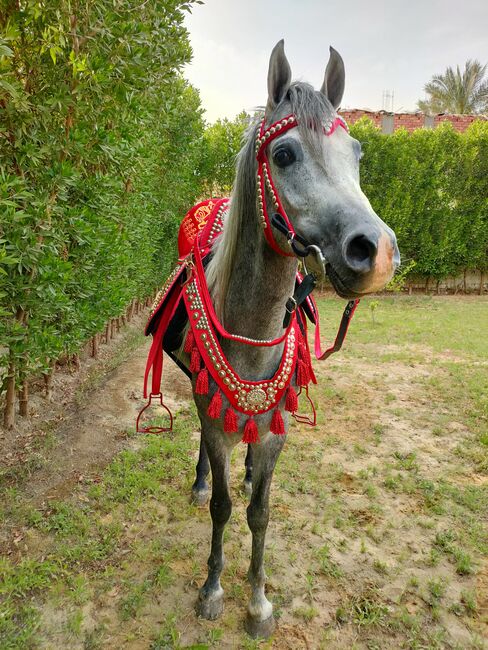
[418,60,488,115]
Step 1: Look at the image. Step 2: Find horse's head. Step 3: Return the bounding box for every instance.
[262,40,400,297]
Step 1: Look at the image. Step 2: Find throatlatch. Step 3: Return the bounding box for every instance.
[137,112,359,438]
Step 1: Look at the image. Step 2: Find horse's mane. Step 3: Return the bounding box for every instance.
[206,82,335,321]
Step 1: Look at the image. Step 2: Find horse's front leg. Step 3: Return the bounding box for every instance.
[242,443,253,498]
[196,421,233,620]
[245,432,285,638]
[191,435,210,506]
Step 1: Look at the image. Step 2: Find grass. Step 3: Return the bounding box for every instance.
[317,294,488,360]
[1,295,487,649]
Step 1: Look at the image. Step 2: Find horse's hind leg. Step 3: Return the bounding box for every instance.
[191,435,210,506]
[196,423,232,620]
[245,433,285,638]
[242,444,253,498]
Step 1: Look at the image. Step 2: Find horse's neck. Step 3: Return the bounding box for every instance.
[221,206,297,378]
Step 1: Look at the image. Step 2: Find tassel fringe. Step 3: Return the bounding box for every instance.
[270,408,285,435]
[285,385,298,413]
[224,407,238,433]
[183,329,195,354]
[207,390,222,419]
[195,368,209,395]
[242,417,260,444]
[189,346,202,373]
[296,358,310,386]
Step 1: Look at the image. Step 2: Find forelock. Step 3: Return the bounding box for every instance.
[269,82,337,153]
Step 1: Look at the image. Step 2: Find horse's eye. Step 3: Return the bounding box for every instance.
[273,147,295,168]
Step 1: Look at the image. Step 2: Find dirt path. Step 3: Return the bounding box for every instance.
[21,338,152,503]
[2,340,193,507]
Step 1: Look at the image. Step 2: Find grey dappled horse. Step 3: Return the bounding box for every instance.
[190,41,399,638]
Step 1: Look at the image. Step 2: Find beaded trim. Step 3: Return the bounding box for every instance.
[208,200,228,240]
[148,264,184,323]
[184,276,298,415]
[255,112,349,253]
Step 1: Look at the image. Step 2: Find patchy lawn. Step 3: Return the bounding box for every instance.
[0,295,487,649]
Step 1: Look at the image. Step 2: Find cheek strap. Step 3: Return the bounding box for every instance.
[257,114,349,258]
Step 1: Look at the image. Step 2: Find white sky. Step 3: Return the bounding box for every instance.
[183,0,488,122]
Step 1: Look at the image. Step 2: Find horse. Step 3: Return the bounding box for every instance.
[141,40,399,639]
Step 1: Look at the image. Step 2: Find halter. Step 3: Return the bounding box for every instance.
[255,113,349,257]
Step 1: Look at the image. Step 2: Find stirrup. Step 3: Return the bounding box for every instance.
[136,393,173,433]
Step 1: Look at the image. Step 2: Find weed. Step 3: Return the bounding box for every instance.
[372,560,389,576]
[426,578,447,607]
[66,609,84,637]
[119,579,151,620]
[150,612,181,649]
[460,589,478,615]
[206,627,223,644]
[351,593,389,627]
[153,563,174,589]
[294,605,318,621]
[393,451,419,473]
[316,544,343,578]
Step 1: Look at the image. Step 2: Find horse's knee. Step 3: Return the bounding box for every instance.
[247,501,269,534]
[210,495,232,527]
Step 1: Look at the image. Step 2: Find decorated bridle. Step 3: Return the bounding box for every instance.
[254,111,358,360]
[255,112,349,259]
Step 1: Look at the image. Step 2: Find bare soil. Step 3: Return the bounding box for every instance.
[1,299,486,649]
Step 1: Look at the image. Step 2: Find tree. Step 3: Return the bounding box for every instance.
[0,0,205,428]
[418,60,488,114]
[199,111,250,194]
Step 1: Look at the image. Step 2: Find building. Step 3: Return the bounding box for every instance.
[339,109,487,134]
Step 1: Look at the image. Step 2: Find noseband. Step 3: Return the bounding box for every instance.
[255,113,349,258]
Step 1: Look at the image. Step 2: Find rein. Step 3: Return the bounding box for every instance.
[256,110,359,359]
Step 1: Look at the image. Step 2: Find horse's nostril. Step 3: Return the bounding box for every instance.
[344,234,377,273]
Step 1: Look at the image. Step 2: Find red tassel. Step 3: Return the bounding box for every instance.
[195,368,209,395]
[296,359,310,386]
[183,329,195,354]
[270,408,285,435]
[224,407,238,433]
[207,390,222,419]
[242,417,260,444]
[298,340,308,360]
[190,346,201,373]
[285,385,298,413]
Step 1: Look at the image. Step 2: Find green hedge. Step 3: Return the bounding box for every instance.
[350,118,488,280]
[199,114,488,282]
[0,1,205,424]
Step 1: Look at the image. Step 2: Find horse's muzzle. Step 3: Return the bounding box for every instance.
[329,229,400,297]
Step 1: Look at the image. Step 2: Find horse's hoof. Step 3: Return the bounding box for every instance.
[196,595,224,620]
[191,488,209,507]
[244,613,275,639]
[241,480,252,499]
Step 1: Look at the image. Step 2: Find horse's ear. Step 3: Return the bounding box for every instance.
[267,39,292,112]
[320,46,345,109]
